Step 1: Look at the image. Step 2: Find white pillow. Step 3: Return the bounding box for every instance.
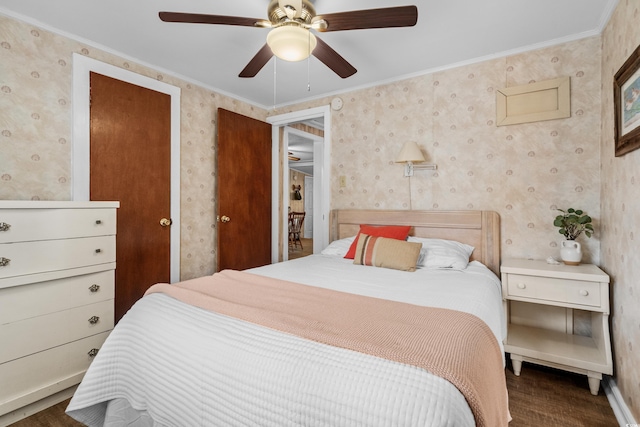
[321,236,356,257]
[408,237,474,270]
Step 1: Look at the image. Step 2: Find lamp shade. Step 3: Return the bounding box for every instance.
[267,25,317,62]
[396,141,426,163]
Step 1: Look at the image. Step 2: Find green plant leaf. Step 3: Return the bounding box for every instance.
[553,207,593,239]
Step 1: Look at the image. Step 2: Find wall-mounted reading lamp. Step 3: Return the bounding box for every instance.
[395,141,437,177]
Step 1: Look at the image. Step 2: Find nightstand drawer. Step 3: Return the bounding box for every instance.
[506,274,601,307]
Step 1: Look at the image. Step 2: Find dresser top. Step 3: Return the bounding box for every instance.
[0,201,119,209]
[501,258,609,283]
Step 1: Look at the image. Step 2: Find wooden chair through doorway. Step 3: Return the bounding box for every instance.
[288,211,306,250]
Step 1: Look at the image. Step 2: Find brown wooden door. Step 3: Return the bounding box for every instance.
[89,72,172,322]
[217,108,272,270]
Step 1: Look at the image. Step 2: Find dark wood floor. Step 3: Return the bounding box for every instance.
[505,361,617,426]
[11,360,617,426]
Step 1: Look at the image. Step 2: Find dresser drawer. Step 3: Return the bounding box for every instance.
[0,331,110,414]
[0,236,115,279]
[506,274,601,307]
[0,208,115,244]
[0,300,113,364]
[0,270,114,324]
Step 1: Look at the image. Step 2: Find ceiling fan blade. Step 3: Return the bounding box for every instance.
[312,37,357,79]
[159,11,266,27]
[239,44,274,78]
[314,5,417,32]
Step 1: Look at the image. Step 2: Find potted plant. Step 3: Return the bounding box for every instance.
[553,208,594,265]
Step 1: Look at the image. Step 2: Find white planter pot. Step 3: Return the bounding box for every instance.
[560,240,582,265]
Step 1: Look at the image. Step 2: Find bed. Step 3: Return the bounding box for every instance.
[67,209,509,426]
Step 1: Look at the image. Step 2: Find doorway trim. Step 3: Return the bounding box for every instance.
[267,105,331,262]
[281,125,323,261]
[71,54,181,283]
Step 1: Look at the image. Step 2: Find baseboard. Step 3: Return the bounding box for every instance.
[0,386,77,427]
[603,376,637,426]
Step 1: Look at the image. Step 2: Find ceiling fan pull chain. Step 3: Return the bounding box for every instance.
[273,57,277,108]
[307,31,311,92]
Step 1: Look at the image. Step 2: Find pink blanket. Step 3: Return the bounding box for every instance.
[145,269,509,426]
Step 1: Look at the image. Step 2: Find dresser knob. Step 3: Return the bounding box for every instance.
[517,283,526,289]
[88,316,100,324]
[0,257,10,267]
[89,284,100,293]
[580,289,589,296]
[95,248,102,254]
[88,348,99,357]
[95,219,102,225]
[0,222,10,232]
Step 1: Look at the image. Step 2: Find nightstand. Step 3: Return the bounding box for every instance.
[500,258,612,395]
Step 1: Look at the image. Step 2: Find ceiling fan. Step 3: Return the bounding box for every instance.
[159,0,417,79]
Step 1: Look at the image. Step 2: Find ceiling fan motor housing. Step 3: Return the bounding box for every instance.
[267,0,316,26]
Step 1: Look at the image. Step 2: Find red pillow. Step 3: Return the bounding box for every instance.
[344,225,412,259]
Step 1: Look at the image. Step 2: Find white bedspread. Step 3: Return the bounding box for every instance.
[67,255,505,427]
[250,256,506,348]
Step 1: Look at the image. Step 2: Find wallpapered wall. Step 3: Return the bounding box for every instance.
[3,5,639,419]
[276,36,603,265]
[0,14,267,280]
[289,170,307,213]
[601,0,640,420]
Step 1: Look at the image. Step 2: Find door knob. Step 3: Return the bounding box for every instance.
[218,215,231,223]
[160,218,172,227]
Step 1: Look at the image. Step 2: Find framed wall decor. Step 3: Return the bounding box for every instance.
[614,43,640,157]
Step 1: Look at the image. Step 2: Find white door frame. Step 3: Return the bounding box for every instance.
[71,54,181,283]
[280,125,323,261]
[303,174,313,238]
[267,105,331,262]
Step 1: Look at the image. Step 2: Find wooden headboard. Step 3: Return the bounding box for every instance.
[330,210,501,275]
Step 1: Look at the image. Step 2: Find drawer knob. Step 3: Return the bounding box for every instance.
[0,257,10,267]
[88,348,99,358]
[95,220,102,225]
[517,283,526,289]
[88,315,100,324]
[0,222,10,232]
[89,284,100,293]
[95,248,102,254]
[580,289,589,296]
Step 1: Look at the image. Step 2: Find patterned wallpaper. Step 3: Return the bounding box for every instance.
[276,37,603,266]
[2,5,639,419]
[0,13,267,281]
[601,0,640,420]
[289,170,307,213]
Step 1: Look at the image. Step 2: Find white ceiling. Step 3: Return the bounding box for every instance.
[0,0,616,109]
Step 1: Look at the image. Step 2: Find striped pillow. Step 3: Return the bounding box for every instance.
[353,233,423,272]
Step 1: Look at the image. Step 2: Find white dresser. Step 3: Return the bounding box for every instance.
[501,258,612,395]
[0,200,119,426]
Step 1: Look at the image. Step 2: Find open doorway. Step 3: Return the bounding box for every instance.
[267,106,331,263]
[287,127,317,260]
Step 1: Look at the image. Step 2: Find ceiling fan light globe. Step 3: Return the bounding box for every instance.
[267,25,317,62]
